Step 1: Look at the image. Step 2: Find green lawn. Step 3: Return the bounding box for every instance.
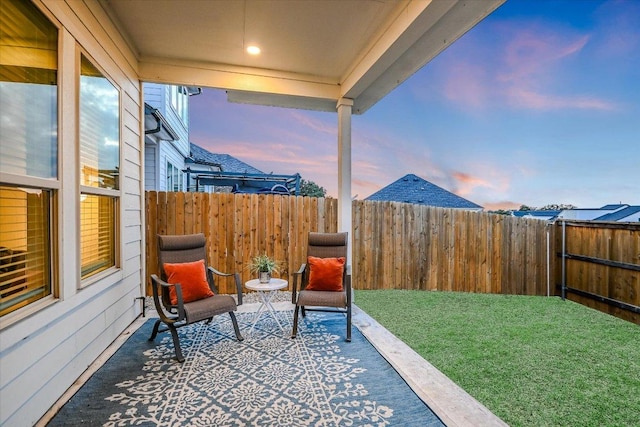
[354,290,640,427]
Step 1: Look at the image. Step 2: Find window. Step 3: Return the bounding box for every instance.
[170,85,188,125]
[0,0,58,317]
[0,187,52,317]
[79,54,119,280]
[167,162,183,191]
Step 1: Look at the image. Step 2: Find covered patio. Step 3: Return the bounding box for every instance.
[40,295,506,426]
[103,0,505,241]
[1,1,509,425]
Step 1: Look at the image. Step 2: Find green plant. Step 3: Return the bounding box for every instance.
[247,253,281,274]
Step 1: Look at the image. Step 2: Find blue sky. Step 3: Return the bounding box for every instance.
[190,0,639,210]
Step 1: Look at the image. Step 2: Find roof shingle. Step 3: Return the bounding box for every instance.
[188,143,263,174]
[366,174,482,209]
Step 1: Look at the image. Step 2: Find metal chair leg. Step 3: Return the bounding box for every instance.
[149,319,162,341]
[168,325,185,363]
[346,308,352,342]
[229,311,244,341]
[291,305,300,338]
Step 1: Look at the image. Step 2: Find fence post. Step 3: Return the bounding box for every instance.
[561,220,566,300]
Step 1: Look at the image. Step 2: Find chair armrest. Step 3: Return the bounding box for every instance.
[208,267,243,305]
[291,263,306,304]
[150,274,185,322]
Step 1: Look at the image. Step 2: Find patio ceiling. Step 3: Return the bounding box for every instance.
[99,0,504,114]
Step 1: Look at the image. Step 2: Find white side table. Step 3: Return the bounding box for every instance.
[245,278,288,333]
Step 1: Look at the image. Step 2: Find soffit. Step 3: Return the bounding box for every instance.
[99,0,505,114]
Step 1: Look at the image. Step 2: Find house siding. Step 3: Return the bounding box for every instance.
[159,85,190,157]
[0,1,143,426]
[143,83,192,191]
[160,144,187,191]
[145,144,157,190]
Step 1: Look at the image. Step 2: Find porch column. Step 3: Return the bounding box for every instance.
[336,98,353,264]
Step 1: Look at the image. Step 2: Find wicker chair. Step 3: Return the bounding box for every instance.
[291,232,351,342]
[149,233,243,362]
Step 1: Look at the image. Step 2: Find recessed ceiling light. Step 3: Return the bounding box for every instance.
[246,45,261,55]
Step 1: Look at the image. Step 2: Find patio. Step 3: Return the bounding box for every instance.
[39,293,505,426]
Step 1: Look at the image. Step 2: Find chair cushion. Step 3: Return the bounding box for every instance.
[306,256,345,291]
[164,259,214,304]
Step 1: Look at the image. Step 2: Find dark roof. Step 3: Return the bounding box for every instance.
[600,204,628,210]
[188,143,263,174]
[594,206,640,221]
[366,174,483,209]
[511,210,560,218]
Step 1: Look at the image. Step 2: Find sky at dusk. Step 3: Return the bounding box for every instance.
[189,0,640,211]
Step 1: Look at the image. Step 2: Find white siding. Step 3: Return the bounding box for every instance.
[145,144,157,190]
[0,1,144,426]
[159,143,187,191]
[143,82,163,106]
[145,83,190,157]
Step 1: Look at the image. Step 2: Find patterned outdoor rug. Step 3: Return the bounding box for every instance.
[48,311,443,426]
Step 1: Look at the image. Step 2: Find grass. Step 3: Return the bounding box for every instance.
[354,290,640,427]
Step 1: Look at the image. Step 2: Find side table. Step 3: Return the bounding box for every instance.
[244,278,288,333]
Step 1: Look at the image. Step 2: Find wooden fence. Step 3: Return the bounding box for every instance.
[145,191,338,294]
[145,192,554,296]
[352,201,555,295]
[145,191,640,325]
[556,220,640,325]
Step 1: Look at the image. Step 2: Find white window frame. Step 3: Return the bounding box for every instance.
[78,49,121,285]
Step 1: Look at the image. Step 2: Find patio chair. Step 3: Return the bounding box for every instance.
[149,233,243,362]
[291,232,351,341]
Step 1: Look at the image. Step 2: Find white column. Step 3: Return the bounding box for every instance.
[336,98,353,265]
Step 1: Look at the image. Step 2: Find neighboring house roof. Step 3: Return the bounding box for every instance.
[188,143,263,174]
[594,206,640,221]
[600,204,628,210]
[511,210,560,220]
[187,143,300,194]
[366,174,483,209]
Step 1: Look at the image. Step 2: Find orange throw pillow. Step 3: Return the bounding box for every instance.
[164,259,214,305]
[306,256,345,292]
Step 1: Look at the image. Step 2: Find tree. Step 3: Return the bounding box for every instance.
[489,209,512,216]
[539,204,577,210]
[299,179,327,197]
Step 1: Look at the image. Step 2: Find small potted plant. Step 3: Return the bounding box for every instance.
[248,253,281,283]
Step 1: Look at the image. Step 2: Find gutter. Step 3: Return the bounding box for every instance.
[144,103,180,141]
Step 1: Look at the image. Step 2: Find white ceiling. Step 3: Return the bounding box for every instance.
[100,0,504,114]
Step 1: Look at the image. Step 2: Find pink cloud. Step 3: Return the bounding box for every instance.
[483,201,520,211]
[433,21,618,112]
[505,87,617,111]
[451,172,492,196]
[352,178,381,199]
[442,62,491,109]
[500,30,589,83]
[289,111,336,136]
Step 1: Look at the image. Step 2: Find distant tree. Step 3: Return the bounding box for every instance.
[518,205,534,211]
[490,209,512,216]
[539,203,577,210]
[299,179,327,198]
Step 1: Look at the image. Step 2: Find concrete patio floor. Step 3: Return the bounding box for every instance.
[38,294,507,427]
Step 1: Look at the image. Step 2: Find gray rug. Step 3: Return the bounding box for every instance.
[48,311,443,426]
